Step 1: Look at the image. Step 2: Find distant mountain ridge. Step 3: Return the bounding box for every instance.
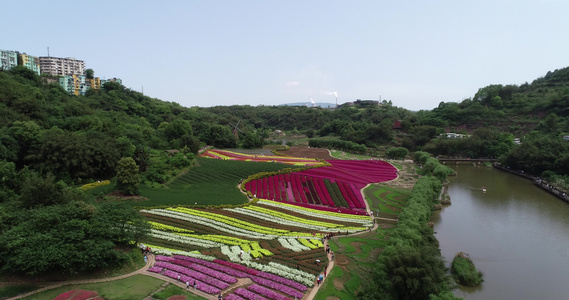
[280,102,337,108]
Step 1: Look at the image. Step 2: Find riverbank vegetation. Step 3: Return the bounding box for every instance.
[451,253,484,287]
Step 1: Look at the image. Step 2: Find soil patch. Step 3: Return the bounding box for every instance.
[279,147,335,160]
[334,254,349,266]
[104,191,148,202]
[349,242,365,256]
[333,277,345,293]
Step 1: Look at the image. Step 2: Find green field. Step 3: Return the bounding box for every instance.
[315,183,411,299]
[134,157,302,207]
[20,275,165,300]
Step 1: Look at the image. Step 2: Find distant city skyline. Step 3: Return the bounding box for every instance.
[4,0,569,111]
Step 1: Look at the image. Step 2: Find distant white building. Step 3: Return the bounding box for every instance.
[39,56,85,76]
[0,49,18,71]
[444,132,468,139]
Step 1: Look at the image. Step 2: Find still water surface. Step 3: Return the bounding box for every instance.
[433,165,569,300]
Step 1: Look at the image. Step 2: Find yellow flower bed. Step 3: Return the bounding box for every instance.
[79,180,110,191]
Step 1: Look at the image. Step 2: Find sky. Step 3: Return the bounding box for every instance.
[3,0,569,111]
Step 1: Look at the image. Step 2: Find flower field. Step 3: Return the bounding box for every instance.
[141,150,397,298]
[200,149,322,166]
[244,159,397,214]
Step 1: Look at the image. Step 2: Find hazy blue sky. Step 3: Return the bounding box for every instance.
[4,1,568,111]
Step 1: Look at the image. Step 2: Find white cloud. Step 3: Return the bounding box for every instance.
[286,81,300,86]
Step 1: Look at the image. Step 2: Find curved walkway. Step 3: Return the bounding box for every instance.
[7,254,156,300]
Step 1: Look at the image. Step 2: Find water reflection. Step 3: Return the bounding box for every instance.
[434,165,569,300]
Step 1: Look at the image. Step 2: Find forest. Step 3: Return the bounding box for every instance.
[1,65,568,297]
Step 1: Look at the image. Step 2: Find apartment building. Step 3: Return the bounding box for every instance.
[19,53,41,75]
[0,49,18,71]
[39,56,85,76]
[59,74,88,96]
[101,77,122,86]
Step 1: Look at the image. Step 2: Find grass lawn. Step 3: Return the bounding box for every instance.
[152,283,207,300]
[365,185,410,216]
[315,181,411,299]
[20,274,164,300]
[330,149,375,160]
[0,284,40,300]
[314,266,358,300]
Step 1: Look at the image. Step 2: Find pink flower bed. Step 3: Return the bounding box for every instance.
[247,284,291,300]
[234,287,269,300]
[245,269,308,292]
[162,270,221,294]
[54,290,98,300]
[244,159,397,214]
[156,262,229,290]
[189,263,238,284]
[155,255,175,262]
[224,294,246,300]
[250,276,304,299]
[148,266,164,273]
[177,256,248,278]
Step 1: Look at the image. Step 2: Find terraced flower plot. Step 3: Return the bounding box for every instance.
[200,149,323,166]
[244,159,398,215]
[141,150,396,298]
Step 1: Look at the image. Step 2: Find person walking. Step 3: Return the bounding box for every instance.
[186,281,190,290]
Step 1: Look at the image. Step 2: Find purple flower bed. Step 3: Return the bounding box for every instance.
[250,276,303,299]
[147,266,163,273]
[172,258,193,268]
[156,261,230,290]
[175,256,249,278]
[189,263,238,283]
[246,269,308,292]
[214,259,249,272]
[162,270,221,294]
[224,294,246,300]
[234,288,269,300]
[247,284,291,300]
[155,255,175,262]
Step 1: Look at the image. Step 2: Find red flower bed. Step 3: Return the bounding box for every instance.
[244,159,396,214]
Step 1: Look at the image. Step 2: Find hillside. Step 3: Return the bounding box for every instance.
[421,66,569,135]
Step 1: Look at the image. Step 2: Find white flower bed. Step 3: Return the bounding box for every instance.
[149,229,223,248]
[242,260,316,287]
[259,200,373,225]
[278,237,310,252]
[144,244,216,261]
[221,245,252,262]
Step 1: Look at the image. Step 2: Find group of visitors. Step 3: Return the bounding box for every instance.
[182,276,197,290]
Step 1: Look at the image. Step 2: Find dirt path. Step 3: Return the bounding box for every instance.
[7,254,157,300]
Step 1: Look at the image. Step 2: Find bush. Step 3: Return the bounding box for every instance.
[451,253,483,287]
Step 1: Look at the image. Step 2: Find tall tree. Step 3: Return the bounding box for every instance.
[115,157,140,195]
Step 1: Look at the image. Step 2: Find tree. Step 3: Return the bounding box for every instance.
[115,157,139,195]
[241,131,264,149]
[19,172,69,208]
[85,68,94,79]
[386,147,409,160]
[164,118,192,142]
